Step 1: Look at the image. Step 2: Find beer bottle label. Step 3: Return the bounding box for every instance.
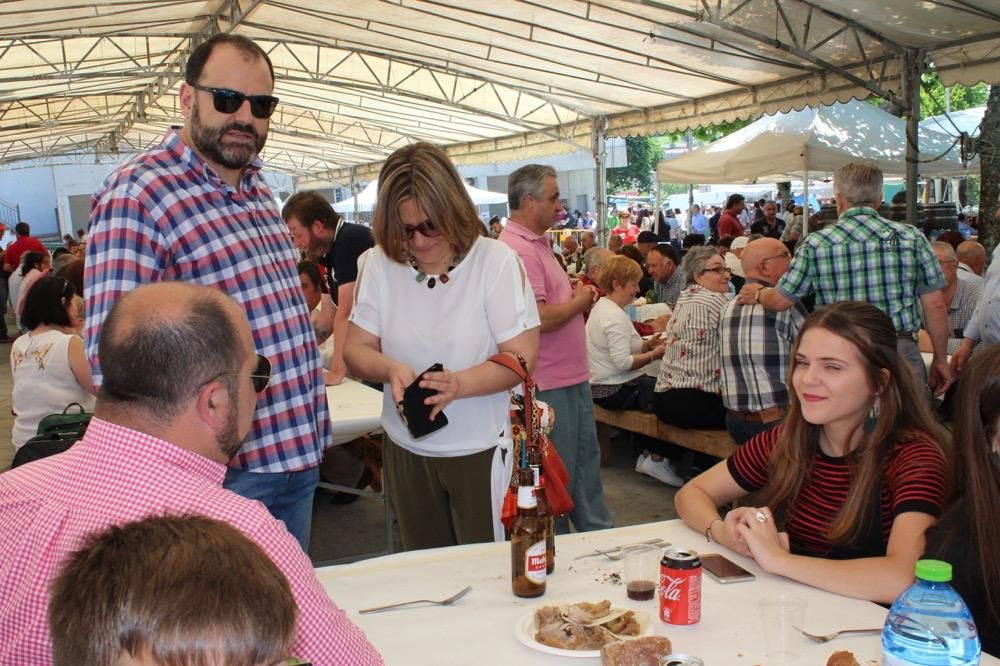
[525,540,546,584]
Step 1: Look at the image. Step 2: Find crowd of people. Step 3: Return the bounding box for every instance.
[0,30,997,665]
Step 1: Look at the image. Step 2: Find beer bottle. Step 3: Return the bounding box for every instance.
[528,446,555,574]
[511,468,546,598]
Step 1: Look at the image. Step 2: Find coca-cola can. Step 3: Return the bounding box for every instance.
[659,655,705,666]
[658,546,701,625]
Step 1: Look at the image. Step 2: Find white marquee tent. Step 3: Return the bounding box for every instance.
[332,179,508,213]
[655,99,977,184]
[0,0,997,187]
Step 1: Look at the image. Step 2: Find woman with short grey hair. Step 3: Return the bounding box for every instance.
[652,245,731,430]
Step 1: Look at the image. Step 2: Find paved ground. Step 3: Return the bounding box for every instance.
[1,321,680,564]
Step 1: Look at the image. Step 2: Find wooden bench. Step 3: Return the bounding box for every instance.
[593,405,737,466]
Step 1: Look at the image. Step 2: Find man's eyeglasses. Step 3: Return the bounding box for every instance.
[701,265,732,275]
[402,220,441,240]
[188,83,279,119]
[761,251,791,263]
[217,354,273,393]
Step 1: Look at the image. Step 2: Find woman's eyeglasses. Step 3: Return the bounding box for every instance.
[700,265,732,275]
[216,354,273,393]
[188,83,279,119]
[402,220,441,240]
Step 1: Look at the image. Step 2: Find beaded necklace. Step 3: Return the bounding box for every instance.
[409,254,464,289]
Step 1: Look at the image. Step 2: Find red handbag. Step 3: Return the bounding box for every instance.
[489,352,574,529]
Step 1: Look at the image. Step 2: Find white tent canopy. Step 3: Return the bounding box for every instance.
[920,107,987,140]
[0,1,998,183]
[332,180,507,213]
[656,100,975,185]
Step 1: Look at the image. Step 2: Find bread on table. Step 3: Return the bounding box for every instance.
[600,635,673,665]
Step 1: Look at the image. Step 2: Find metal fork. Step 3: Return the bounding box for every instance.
[795,627,883,643]
[358,585,472,614]
[576,539,669,561]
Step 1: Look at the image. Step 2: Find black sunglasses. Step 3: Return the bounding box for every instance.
[402,220,441,240]
[188,83,279,119]
[215,353,272,393]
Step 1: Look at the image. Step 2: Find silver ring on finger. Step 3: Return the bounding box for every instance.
[754,509,769,524]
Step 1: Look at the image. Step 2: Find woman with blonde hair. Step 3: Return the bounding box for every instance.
[344,142,539,550]
[676,301,948,603]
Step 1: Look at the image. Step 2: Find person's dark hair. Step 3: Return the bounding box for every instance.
[15,221,29,236]
[682,233,705,249]
[49,515,296,666]
[755,301,948,547]
[98,289,244,421]
[52,247,70,260]
[508,164,557,211]
[718,235,734,250]
[926,345,1000,634]
[76,228,85,239]
[890,189,907,205]
[935,230,965,250]
[648,243,679,266]
[616,244,645,268]
[185,34,274,86]
[19,250,47,276]
[20,277,75,331]
[297,259,323,290]
[59,259,84,299]
[282,190,341,231]
[373,142,482,263]
[725,193,745,210]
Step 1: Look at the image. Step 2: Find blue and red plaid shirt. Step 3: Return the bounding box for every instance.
[84,129,329,473]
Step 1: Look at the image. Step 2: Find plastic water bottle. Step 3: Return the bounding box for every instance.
[882,560,980,665]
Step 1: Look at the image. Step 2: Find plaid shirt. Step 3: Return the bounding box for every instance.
[85,130,328,473]
[719,279,807,412]
[0,419,382,666]
[776,207,945,333]
[942,276,983,354]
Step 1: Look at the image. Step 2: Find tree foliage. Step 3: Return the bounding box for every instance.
[606,135,660,194]
[919,73,989,116]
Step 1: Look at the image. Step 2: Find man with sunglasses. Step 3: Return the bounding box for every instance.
[720,238,807,444]
[85,35,329,551]
[0,282,382,665]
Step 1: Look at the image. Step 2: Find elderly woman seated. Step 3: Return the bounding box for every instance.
[652,246,731,431]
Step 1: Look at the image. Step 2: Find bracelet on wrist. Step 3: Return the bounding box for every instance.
[705,517,724,543]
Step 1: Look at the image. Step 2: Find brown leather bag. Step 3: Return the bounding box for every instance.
[489,352,574,528]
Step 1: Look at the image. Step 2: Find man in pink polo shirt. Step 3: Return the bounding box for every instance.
[500,164,615,532]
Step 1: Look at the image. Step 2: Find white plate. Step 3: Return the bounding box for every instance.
[513,604,652,658]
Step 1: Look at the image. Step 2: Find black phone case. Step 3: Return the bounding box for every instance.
[398,363,449,439]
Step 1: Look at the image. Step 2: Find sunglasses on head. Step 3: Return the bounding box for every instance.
[402,220,441,240]
[188,83,279,119]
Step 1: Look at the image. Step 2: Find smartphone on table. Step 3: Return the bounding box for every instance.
[701,553,755,584]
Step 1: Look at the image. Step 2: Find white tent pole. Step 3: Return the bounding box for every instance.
[592,116,608,246]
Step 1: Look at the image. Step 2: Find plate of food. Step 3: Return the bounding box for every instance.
[513,599,655,658]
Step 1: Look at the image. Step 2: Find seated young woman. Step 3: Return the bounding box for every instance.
[923,345,1000,654]
[675,301,948,603]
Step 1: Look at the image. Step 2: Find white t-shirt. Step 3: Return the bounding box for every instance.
[350,237,539,457]
[586,297,644,386]
[11,329,96,448]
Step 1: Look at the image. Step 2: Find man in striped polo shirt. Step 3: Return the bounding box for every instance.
[84,35,327,550]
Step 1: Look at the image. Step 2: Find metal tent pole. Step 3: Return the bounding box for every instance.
[903,48,924,226]
[592,116,608,246]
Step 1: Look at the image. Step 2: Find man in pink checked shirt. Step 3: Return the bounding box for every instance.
[0,282,381,666]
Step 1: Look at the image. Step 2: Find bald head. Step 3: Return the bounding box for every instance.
[98,283,251,422]
[956,240,986,276]
[742,238,791,283]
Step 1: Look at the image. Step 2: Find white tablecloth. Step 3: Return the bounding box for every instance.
[315,520,999,665]
[326,379,383,446]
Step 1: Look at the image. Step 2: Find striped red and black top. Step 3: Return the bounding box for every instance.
[727,426,946,558]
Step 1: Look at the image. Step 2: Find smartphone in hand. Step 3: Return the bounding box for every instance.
[397,363,449,439]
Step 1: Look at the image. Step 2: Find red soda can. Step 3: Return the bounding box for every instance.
[658,547,701,625]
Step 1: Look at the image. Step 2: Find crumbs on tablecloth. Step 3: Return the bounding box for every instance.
[596,570,622,585]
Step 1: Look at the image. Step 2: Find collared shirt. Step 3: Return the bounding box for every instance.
[319,220,374,305]
[776,207,945,334]
[940,277,982,354]
[501,221,589,391]
[654,267,685,307]
[689,213,709,236]
[957,262,985,288]
[963,242,1000,345]
[85,129,328,473]
[717,211,744,238]
[655,284,728,394]
[719,278,807,412]
[0,418,382,666]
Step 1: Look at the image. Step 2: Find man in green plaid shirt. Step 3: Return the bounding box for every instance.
[738,163,951,395]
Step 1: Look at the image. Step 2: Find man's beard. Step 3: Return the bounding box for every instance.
[216,383,246,460]
[190,98,267,170]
